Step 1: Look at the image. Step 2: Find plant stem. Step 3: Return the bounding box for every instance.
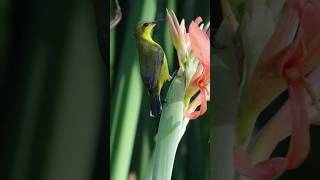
[152,70,189,180]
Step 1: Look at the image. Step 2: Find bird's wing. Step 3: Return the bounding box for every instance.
[140,46,163,92]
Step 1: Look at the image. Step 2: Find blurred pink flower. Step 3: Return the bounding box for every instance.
[234,0,320,179]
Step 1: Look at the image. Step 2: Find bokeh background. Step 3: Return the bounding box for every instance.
[0,0,107,180]
[110,0,210,180]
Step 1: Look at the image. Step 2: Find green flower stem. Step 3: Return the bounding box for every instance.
[152,70,189,180]
[143,149,155,180]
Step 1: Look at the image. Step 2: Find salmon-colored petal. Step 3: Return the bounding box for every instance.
[234,147,259,179]
[184,88,207,120]
[234,147,287,180]
[236,80,309,179]
[281,28,310,169]
[189,22,210,96]
[288,0,320,49]
[287,0,320,71]
[249,66,320,165]
[184,109,201,120]
[286,81,310,169]
[189,21,210,69]
[254,158,287,180]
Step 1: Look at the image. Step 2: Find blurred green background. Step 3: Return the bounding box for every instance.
[110,0,210,180]
[0,0,107,180]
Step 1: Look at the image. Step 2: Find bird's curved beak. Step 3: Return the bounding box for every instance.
[148,19,165,29]
[145,23,156,33]
[148,22,156,29]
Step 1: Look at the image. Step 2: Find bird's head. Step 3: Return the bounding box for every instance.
[135,21,157,38]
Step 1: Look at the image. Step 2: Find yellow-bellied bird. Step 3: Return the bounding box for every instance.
[135,21,172,117]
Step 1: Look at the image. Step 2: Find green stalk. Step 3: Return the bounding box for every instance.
[143,149,155,180]
[152,70,189,180]
[110,29,115,85]
[163,0,176,72]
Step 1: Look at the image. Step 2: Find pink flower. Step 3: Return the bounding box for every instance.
[167,10,210,120]
[234,0,320,179]
[184,18,210,120]
[166,9,189,70]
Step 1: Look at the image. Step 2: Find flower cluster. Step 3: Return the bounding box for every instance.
[167,9,210,120]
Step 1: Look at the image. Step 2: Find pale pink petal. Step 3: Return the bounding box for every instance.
[166,9,179,40]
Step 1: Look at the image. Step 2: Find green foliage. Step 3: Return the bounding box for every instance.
[1,0,106,180]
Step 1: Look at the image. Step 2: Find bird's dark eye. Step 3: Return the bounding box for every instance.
[143,23,149,28]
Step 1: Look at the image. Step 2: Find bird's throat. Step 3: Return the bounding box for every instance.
[141,33,157,46]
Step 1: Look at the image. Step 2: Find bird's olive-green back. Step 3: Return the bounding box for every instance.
[136,39,163,93]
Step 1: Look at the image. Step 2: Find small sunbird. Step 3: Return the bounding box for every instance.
[134,20,171,117]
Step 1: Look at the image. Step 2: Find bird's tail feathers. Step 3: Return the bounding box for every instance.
[150,95,162,117]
